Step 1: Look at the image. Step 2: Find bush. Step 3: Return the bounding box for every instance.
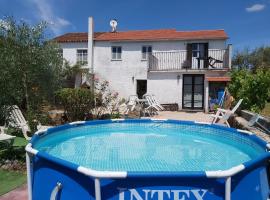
[56,88,94,122]
[228,69,270,112]
[93,79,121,119]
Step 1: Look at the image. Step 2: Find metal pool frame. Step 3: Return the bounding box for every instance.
[25,119,270,200]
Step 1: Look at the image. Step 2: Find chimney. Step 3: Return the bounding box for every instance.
[88,17,94,73]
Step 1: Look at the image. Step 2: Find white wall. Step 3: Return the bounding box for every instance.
[93,39,226,99]
[93,41,149,99]
[60,42,88,66]
[147,72,183,107]
[60,39,228,110]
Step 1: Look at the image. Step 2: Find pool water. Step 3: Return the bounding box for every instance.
[34,122,265,172]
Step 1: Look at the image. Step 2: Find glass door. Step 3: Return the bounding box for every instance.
[183,75,204,109]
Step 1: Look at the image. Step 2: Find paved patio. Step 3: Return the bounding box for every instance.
[0,184,27,200]
[154,111,212,122]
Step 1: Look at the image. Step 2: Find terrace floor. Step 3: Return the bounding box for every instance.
[153,111,213,122]
[0,184,27,200]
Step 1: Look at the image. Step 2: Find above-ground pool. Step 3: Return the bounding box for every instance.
[26,119,270,200]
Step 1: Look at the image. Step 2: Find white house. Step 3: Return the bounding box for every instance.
[55,17,232,112]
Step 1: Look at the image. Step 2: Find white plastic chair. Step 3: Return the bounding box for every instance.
[143,94,160,116]
[0,126,15,145]
[150,94,165,111]
[125,95,138,114]
[211,99,243,127]
[8,105,50,140]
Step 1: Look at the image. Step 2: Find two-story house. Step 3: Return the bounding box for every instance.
[54,17,232,112]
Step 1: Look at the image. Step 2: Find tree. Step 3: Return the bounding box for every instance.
[0,17,63,114]
[233,47,270,71]
[228,69,270,112]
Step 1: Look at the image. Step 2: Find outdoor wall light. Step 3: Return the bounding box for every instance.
[132,76,135,83]
[177,75,181,85]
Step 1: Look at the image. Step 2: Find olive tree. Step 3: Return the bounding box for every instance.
[233,47,270,70]
[0,17,63,119]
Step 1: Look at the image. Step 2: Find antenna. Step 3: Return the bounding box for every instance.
[110,19,117,32]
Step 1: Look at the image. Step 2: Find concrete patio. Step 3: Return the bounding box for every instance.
[0,184,27,200]
[154,111,212,122]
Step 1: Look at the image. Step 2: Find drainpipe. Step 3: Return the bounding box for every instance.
[88,17,94,74]
[228,44,232,69]
[88,17,95,92]
[204,78,209,113]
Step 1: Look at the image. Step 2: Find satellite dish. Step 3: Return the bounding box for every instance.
[110,19,117,32]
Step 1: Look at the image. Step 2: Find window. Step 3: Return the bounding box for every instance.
[76,49,88,64]
[111,46,122,60]
[142,46,152,60]
[192,43,206,58]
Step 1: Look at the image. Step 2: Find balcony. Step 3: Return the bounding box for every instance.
[148,46,231,71]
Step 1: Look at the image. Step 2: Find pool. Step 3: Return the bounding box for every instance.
[26,119,270,200]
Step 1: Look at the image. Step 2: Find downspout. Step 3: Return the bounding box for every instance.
[228,44,232,69]
[88,17,95,93]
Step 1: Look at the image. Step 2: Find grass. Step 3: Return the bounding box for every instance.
[0,169,26,196]
[0,136,28,196]
[261,102,270,118]
[13,137,28,147]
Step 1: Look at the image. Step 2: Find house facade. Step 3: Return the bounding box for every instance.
[55,17,232,112]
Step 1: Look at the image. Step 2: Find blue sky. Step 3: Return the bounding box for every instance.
[0,0,270,52]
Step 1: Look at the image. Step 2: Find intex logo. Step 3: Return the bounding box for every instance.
[118,188,208,200]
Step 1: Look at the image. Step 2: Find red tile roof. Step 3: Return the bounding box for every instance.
[54,29,228,43]
[54,33,88,43]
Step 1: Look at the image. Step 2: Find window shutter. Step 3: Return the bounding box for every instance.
[186,43,192,68]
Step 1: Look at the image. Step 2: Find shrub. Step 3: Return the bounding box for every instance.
[228,69,270,112]
[56,88,94,122]
[93,79,122,119]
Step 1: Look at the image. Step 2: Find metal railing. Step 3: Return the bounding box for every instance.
[148,48,230,71]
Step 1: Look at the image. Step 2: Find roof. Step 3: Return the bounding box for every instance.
[54,29,228,43]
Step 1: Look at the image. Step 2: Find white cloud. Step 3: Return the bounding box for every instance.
[27,0,71,35]
[246,4,266,12]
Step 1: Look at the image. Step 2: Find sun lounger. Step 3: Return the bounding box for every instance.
[211,99,243,127]
[8,105,51,140]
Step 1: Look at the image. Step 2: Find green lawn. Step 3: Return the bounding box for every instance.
[0,169,26,195]
[0,136,28,196]
[13,137,28,147]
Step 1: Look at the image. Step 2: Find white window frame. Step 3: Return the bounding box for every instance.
[76,49,88,64]
[111,46,122,60]
[142,46,152,60]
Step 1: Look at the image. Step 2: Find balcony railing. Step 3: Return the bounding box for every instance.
[148,47,231,71]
